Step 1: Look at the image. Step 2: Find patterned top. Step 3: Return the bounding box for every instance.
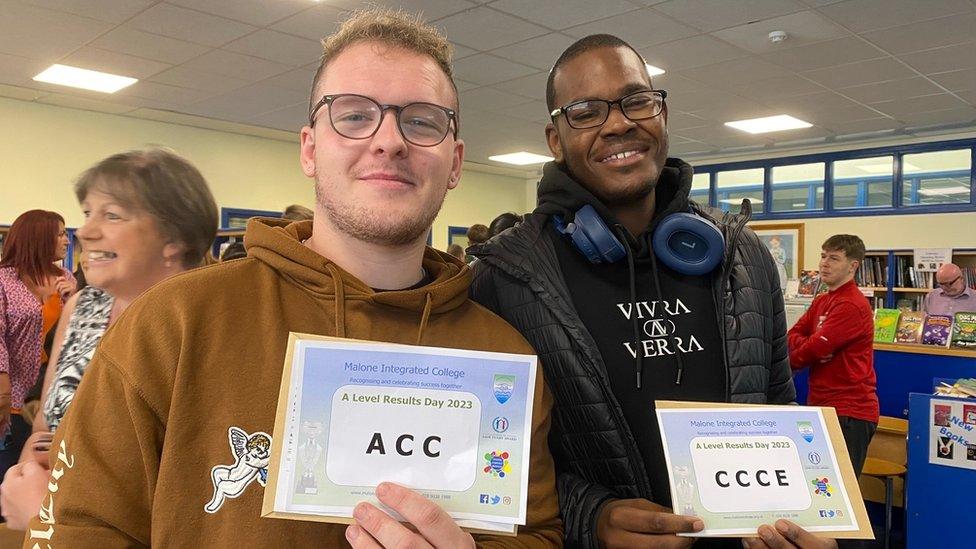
[43,286,114,430]
[0,265,74,409]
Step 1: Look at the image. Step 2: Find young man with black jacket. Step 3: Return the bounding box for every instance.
[470,35,834,549]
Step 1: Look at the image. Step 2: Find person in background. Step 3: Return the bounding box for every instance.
[788,234,877,478]
[923,263,975,316]
[446,243,465,261]
[0,210,75,482]
[465,223,489,247]
[220,242,247,262]
[488,212,522,238]
[0,149,218,530]
[283,204,314,221]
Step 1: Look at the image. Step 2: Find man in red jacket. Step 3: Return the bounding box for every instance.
[788,234,878,476]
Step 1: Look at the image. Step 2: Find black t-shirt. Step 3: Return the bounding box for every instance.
[552,226,726,508]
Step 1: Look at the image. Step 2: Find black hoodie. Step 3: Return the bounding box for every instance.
[537,159,725,507]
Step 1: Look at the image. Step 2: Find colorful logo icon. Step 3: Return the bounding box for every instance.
[808,451,822,465]
[812,477,832,497]
[797,421,814,443]
[492,417,509,433]
[484,450,511,478]
[493,375,515,404]
[490,495,501,505]
[479,493,489,504]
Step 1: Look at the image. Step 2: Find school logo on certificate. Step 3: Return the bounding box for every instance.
[493,374,515,404]
[797,421,815,443]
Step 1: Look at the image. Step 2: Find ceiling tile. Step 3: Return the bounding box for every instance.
[641,35,749,71]
[261,67,317,93]
[817,0,974,34]
[20,0,155,24]
[150,66,251,94]
[37,92,138,114]
[451,42,478,59]
[460,87,533,111]
[499,100,550,123]
[127,3,257,48]
[666,111,710,130]
[0,83,48,101]
[455,79,479,92]
[564,9,698,48]
[167,0,313,27]
[869,93,970,118]
[91,27,210,65]
[897,106,976,127]
[223,30,322,67]
[665,88,736,113]
[899,43,976,76]
[118,80,217,106]
[653,0,807,32]
[185,81,308,120]
[0,52,49,86]
[768,91,861,115]
[957,90,976,106]
[679,58,794,90]
[651,73,707,95]
[489,72,548,100]
[929,69,976,92]
[437,7,548,50]
[711,10,848,54]
[490,0,638,30]
[490,33,575,71]
[326,0,476,21]
[246,102,308,132]
[797,104,887,124]
[728,74,825,102]
[182,50,293,82]
[802,57,915,89]
[820,117,900,135]
[271,4,348,41]
[61,47,172,79]
[689,97,778,124]
[838,77,944,104]
[452,54,538,86]
[0,1,113,60]
[860,13,976,55]
[760,36,883,72]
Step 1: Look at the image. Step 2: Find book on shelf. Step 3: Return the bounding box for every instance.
[895,312,925,344]
[894,256,936,289]
[856,256,886,287]
[921,315,953,347]
[873,309,900,343]
[951,312,976,348]
[895,296,924,312]
[797,270,820,297]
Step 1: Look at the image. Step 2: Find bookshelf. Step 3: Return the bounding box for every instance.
[856,248,976,311]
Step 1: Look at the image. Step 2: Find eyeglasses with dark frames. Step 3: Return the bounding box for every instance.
[550,89,668,130]
[308,93,458,147]
[938,275,962,288]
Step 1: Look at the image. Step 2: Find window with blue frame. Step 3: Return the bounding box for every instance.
[901,149,972,206]
[690,172,710,205]
[716,168,764,213]
[832,156,894,209]
[771,163,824,212]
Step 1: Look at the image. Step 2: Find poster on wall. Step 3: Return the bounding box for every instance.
[751,224,805,291]
[928,397,976,470]
[914,248,953,273]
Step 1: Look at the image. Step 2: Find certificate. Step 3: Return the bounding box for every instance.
[656,401,873,539]
[261,333,537,533]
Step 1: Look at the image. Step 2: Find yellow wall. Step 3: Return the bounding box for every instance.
[0,96,531,250]
[752,211,976,270]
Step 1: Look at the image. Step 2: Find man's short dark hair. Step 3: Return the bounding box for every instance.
[466,224,490,245]
[822,234,866,262]
[546,34,647,112]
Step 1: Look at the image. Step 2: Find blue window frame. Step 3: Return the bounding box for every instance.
[220,207,282,228]
[691,138,976,220]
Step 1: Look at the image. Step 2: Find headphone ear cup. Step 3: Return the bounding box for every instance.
[652,213,725,275]
[575,205,626,263]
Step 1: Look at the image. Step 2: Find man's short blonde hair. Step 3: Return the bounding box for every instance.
[309,8,457,114]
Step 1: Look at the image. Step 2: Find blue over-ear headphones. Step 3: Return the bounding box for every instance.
[553,204,725,275]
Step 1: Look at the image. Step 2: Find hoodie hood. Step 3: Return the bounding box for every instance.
[243,217,471,316]
[535,158,695,256]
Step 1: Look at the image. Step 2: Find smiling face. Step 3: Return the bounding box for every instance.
[76,188,183,299]
[299,41,464,247]
[546,46,668,206]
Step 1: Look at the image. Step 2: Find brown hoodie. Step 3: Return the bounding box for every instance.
[25,219,562,548]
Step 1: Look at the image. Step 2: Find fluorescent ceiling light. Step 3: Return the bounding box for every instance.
[33,64,137,93]
[645,63,666,76]
[719,198,763,204]
[489,151,553,166]
[918,186,970,196]
[725,115,812,134]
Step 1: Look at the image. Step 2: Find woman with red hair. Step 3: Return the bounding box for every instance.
[0,210,75,478]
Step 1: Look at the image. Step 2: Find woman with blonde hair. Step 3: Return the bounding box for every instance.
[0,149,218,529]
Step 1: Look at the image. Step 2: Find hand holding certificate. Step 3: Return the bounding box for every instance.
[656,401,873,541]
[262,334,539,535]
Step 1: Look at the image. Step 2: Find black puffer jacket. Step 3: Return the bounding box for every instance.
[470,159,796,548]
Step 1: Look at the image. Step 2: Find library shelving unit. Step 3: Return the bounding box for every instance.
[856,248,976,310]
[0,224,78,270]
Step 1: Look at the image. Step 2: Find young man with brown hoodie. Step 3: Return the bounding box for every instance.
[23,9,561,548]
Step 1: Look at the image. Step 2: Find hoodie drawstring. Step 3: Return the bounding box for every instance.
[613,225,643,390]
[326,264,347,338]
[647,245,685,386]
[416,293,433,345]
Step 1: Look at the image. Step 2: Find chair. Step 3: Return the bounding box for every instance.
[859,416,908,549]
